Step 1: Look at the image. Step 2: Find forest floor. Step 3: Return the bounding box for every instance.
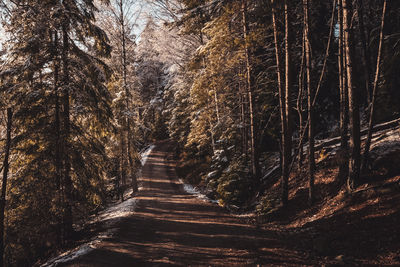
[256,167,400,266]
[254,122,400,265]
[41,139,400,266]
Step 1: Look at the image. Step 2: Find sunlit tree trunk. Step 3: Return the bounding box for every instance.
[119,0,129,193]
[0,108,13,267]
[239,70,248,157]
[337,0,349,184]
[343,0,361,190]
[271,0,289,205]
[297,32,305,170]
[283,0,293,204]
[303,0,314,204]
[242,0,259,178]
[120,130,126,201]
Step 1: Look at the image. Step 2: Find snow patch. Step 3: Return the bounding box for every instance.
[41,198,138,266]
[96,198,138,222]
[207,170,218,179]
[179,179,219,205]
[141,145,155,166]
[41,240,100,267]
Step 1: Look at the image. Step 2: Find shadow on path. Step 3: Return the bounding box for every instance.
[60,141,308,266]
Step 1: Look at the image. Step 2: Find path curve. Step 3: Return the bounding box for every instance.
[59,141,306,266]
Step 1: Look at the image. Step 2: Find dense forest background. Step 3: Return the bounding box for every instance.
[0,0,399,265]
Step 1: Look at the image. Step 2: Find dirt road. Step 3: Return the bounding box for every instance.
[59,141,308,266]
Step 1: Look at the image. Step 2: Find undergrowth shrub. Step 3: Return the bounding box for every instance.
[216,157,251,206]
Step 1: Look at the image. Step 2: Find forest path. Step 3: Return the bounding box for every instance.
[59,141,307,266]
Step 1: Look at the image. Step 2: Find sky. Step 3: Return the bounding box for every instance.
[0,0,160,50]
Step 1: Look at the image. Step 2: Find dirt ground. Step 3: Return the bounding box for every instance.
[57,141,314,266]
[55,141,400,266]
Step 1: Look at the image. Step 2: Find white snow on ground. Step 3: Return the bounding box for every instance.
[179,179,219,205]
[41,240,100,267]
[141,145,155,166]
[43,145,156,266]
[41,198,138,267]
[96,198,138,222]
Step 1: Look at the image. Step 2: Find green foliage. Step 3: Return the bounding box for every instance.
[256,192,281,215]
[216,157,251,206]
[0,0,118,265]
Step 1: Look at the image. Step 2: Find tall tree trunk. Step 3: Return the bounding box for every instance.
[239,71,248,157]
[356,0,373,103]
[128,138,137,193]
[283,0,292,204]
[313,0,337,106]
[361,0,387,172]
[119,0,137,194]
[213,89,220,123]
[54,30,62,197]
[303,0,314,204]
[119,0,128,192]
[62,24,73,241]
[271,0,289,205]
[297,31,305,170]
[53,30,63,245]
[337,0,349,184]
[120,130,126,201]
[343,0,361,190]
[284,0,292,168]
[0,108,13,267]
[242,0,258,178]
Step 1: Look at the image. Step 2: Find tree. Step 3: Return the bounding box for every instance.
[0,0,113,262]
[303,0,314,204]
[0,108,12,267]
[337,0,349,184]
[361,0,387,172]
[241,0,258,179]
[342,0,361,190]
[271,0,292,205]
[97,0,142,199]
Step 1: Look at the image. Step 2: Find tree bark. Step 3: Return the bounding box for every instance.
[343,0,361,190]
[62,23,73,241]
[303,0,315,204]
[337,0,349,184]
[242,0,258,178]
[53,30,64,245]
[54,30,62,196]
[119,0,128,192]
[283,0,293,205]
[120,130,126,201]
[271,0,289,205]
[355,0,373,103]
[239,69,248,157]
[0,108,13,267]
[361,0,387,172]
[297,31,305,170]
[118,0,137,193]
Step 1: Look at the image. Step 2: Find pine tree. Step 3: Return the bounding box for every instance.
[0,0,113,263]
